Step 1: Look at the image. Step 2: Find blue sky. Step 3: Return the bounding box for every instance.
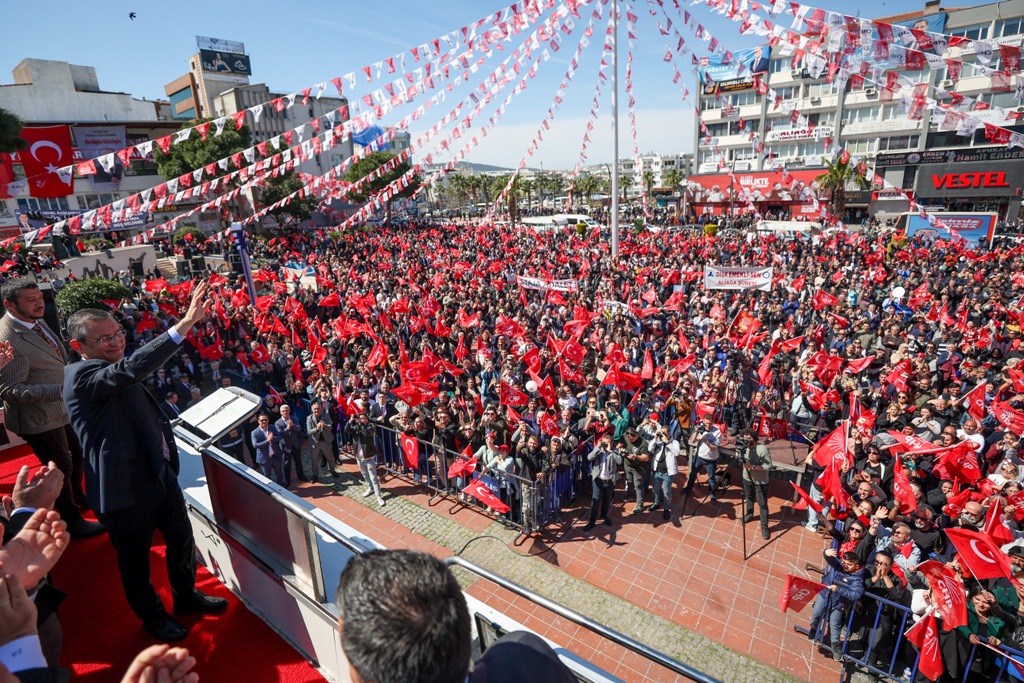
[1,0,992,169]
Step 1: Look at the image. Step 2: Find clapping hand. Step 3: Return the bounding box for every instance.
[4,462,63,515]
[0,574,36,646]
[120,644,199,683]
[0,509,69,590]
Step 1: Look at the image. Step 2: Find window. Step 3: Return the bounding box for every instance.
[807,82,839,98]
[0,202,10,217]
[845,138,876,155]
[902,167,917,190]
[773,85,800,101]
[977,91,1018,109]
[16,197,70,212]
[877,135,919,152]
[80,193,122,210]
[949,23,990,41]
[732,147,757,161]
[844,107,878,124]
[995,18,1024,38]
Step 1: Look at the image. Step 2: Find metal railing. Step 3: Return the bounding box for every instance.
[446,556,723,683]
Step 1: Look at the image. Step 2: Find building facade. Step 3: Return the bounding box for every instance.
[691,0,1024,223]
[0,59,179,239]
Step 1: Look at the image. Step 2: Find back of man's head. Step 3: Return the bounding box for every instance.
[336,550,470,683]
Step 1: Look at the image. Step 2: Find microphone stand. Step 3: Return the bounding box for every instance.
[736,438,750,561]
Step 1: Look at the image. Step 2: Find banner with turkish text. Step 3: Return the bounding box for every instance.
[703,266,773,292]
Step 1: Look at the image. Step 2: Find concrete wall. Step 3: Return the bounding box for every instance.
[40,244,157,281]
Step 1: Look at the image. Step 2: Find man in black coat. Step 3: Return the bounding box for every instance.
[63,281,227,643]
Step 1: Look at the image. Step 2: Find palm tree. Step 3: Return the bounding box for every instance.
[663,168,683,199]
[642,170,656,198]
[519,178,534,212]
[573,173,599,205]
[815,155,870,220]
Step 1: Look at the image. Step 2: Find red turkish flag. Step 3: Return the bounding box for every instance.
[904,613,944,681]
[366,340,387,370]
[778,335,805,353]
[400,433,420,469]
[249,345,271,364]
[779,574,825,613]
[800,381,826,413]
[319,291,341,308]
[641,348,654,380]
[520,346,541,373]
[845,355,875,375]
[538,374,557,408]
[917,561,969,630]
[792,275,806,291]
[892,456,918,514]
[1008,367,1024,393]
[18,126,74,198]
[962,381,988,421]
[463,478,510,513]
[455,335,468,360]
[447,446,477,479]
[290,356,303,382]
[944,528,1015,581]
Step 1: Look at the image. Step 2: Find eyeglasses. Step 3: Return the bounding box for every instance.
[83,328,126,345]
[849,528,864,535]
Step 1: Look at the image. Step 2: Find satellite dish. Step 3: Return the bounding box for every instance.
[891,286,906,300]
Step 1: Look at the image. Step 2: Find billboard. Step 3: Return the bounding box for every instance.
[196,36,245,54]
[915,161,1024,199]
[698,45,771,92]
[199,49,252,76]
[902,212,996,246]
[16,209,148,233]
[684,170,828,204]
[74,125,125,191]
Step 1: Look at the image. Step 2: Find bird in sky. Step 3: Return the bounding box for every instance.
[128,12,136,20]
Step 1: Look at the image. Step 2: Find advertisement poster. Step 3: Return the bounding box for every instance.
[698,45,771,93]
[74,125,125,191]
[903,213,996,246]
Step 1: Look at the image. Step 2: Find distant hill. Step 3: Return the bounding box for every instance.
[454,161,539,174]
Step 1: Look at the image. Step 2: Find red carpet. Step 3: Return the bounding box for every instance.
[1,445,324,683]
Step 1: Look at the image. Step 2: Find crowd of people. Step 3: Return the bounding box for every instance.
[3,209,1024,679]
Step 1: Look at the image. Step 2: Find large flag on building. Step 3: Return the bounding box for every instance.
[18,126,74,198]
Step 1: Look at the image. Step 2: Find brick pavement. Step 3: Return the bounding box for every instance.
[298,453,844,683]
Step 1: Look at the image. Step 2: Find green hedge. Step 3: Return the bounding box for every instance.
[54,278,131,319]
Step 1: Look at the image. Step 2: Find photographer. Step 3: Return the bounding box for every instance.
[739,428,773,540]
[649,424,680,521]
[346,412,385,506]
[621,428,650,515]
[582,434,622,532]
[683,414,722,504]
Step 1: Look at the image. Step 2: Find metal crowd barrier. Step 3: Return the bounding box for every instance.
[336,421,596,535]
[797,522,1024,682]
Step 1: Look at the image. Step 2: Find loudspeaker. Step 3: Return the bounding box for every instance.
[175,260,190,278]
[191,257,206,273]
[182,246,193,260]
[130,261,145,277]
[229,253,243,276]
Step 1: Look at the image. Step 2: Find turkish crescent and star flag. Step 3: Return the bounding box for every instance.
[14,126,75,198]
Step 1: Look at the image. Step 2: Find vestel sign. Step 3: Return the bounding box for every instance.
[931,171,1010,190]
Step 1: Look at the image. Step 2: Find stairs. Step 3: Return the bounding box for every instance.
[156,257,178,279]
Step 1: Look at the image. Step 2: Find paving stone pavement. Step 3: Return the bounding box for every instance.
[316,466,806,683]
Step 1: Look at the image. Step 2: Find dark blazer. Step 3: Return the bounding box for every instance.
[250,424,280,465]
[274,416,304,452]
[64,332,183,515]
[160,400,181,421]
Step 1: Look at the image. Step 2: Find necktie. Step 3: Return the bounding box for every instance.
[33,323,61,359]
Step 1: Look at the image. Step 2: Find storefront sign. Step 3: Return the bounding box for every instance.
[916,161,1024,198]
[766,126,833,142]
[685,170,827,203]
[704,266,773,291]
[876,148,1024,167]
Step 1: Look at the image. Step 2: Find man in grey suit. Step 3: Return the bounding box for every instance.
[275,404,307,485]
[306,401,338,480]
[582,433,623,532]
[0,280,104,538]
[63,281,227,642]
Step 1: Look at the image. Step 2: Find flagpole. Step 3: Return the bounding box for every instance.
[610,0,620,259]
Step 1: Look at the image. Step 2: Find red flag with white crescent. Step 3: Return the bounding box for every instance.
[944,527,1015,581]
[18,125,74,198]
[463,478,511,513]
[400,433,419,469]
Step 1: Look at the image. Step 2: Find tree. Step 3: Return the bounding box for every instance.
[172,226,206,244]
[0,108,27,155]
[572,173,600,205]
[55,278,131,319]
[155,118,251,180]
[258,171,317,223]
[642,170,656,198]
[815,155,870,220]
[663,168,683,198]
[343,151,420,225]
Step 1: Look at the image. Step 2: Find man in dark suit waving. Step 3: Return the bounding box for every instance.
[63,280,227,642]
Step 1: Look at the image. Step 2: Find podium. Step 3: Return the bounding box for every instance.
[172,387,263,450]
